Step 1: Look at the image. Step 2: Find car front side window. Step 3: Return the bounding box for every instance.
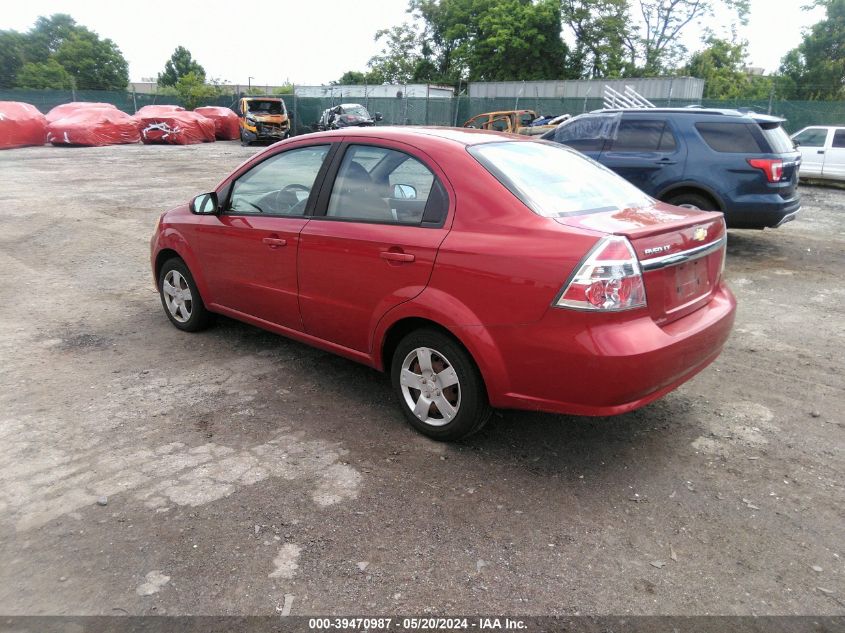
[794,128,829,147]
[228,145,329,216]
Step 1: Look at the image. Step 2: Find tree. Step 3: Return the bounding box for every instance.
[334,70,385,85]
[776,0,845,100]
[53,30,129,90]
[386,0,572,83]
[1,14,129,90]
[15,58,74,89]
[561,0,632,78]
[625,0,750,75]
[22,14,78,63]
[683,36,771,99]
[173,71,220,109]
[368,24,428,84]
[158,46,206,88]
[464,0,572,80]
[0,30,26,88]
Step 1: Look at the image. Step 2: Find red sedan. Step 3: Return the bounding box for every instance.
[151,127,736,440]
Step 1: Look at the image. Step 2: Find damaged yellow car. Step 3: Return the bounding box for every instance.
[237,96,291,145]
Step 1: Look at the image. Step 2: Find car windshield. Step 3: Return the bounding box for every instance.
[247,100,284,115]
[469,141,653,217]
[341,105,370,118]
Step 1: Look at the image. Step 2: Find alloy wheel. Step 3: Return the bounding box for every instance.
[399,347,461,427]
[161,270,193,323]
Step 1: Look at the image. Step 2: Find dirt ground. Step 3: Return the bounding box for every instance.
[0,141,842,617]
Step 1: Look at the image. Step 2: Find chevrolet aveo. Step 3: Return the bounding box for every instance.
[151,127,736,440]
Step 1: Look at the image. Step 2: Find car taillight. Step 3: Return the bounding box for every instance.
[554,236,647,311]
[747,158,783,182]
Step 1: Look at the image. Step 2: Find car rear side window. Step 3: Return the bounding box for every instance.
[793,128,829,147]
[833,130,845,148]
[695,122,763,153]
[607,120,677,152]
[325,145,440,225]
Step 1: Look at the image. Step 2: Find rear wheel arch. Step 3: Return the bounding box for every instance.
[659,185,723,211]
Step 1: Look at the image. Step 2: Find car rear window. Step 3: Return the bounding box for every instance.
[468,140,653,217]
[758,124,795,154]
[695,122,762,153]
[833,130,845,148]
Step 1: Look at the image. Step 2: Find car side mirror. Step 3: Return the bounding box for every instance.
[393,184,417,199]
[375,112,383,122]
[191,192,219,215]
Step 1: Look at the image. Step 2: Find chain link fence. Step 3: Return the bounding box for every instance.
[3,88,845,134]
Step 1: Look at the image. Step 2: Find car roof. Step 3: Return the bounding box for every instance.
[339,103,366,108]
[591,107,785,123]
[299,125,527,147]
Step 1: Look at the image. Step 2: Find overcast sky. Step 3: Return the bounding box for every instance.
[1,0,826,86]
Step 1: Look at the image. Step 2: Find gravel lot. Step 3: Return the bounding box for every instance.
[0,141,842,617]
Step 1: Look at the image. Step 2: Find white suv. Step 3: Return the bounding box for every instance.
[791,125,845,182]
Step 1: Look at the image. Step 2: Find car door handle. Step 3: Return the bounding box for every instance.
[380,251,415,263]
[655,158,677,165]
[817,150,826,154]
[262,237,287,248]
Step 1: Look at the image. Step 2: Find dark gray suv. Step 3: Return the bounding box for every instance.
[541,108,801,229]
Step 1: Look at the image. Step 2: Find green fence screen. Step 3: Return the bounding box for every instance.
[2,88,844,135]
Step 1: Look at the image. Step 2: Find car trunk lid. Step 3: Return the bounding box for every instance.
[555,203,727,325]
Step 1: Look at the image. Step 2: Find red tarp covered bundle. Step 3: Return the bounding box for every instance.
[194,106,239,140]
[134,105,185,117]
[46,102,118,123]
[47,108,141,146]
[137,110,215,145]
[0,102,47,149]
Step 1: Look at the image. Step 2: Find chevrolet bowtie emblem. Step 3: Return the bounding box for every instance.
[693,227,708,242]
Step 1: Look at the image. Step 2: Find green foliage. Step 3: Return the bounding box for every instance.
[0,30,26,88]
[386,0,573,83]
[23,14,78,63]
[0,14,129,90]
[632,0,750,75]
[464,0,571,80]
[368,24,428,84]
[273,82,295,95]
[15,58,74,89]
[777,0,845,100]
[355,0,753,84]
[684,37,772,99]
[561,0,631,78]
[54,30,129,90]
[173,71,220,110]
[158,46,206,88]
[334,70,386,85]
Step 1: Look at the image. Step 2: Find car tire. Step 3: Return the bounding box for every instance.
[665,192,718,211]
[391,329,492,441]
[239,129,249,147]
[158,257,213,332]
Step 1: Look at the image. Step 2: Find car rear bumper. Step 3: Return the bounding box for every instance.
[473,284,736,416]
[724,194,801,229]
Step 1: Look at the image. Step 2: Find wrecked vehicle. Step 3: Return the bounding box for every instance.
[237,96,290,145]
[316,103,382,131]
[462,109,564,136]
